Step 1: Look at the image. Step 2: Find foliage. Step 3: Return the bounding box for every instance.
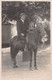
[2,1,50,23]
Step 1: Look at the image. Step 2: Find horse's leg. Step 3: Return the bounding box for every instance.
[12,56,18,68]
[10,46,18,68]
[30,51,32,70]
[34,49,37,69]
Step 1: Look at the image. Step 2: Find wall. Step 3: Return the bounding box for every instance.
[2,24,17,44]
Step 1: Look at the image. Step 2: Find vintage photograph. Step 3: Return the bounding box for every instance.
[2,1,51,80]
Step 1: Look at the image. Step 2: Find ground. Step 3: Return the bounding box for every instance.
[2,44,52,80]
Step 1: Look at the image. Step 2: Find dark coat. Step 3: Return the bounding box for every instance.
[17,17,29,37]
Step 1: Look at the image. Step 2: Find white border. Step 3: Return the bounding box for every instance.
[0,0,1,80]
[1,0,51,1]
[0,0,52,80]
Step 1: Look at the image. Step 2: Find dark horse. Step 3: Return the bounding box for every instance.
[10,22,47,70]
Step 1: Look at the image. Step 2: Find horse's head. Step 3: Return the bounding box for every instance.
[28,20,48,43]
[37,23,48,43]
[28,21,35,31]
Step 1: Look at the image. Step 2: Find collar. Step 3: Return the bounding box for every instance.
[21,19,24,23]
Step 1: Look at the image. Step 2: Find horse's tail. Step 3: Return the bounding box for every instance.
[9,38,14,59]
[9,38,13,48]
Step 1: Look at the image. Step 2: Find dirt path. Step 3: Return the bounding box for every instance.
[2,45,52,80]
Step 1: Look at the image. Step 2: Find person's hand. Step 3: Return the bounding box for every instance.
[21,33,24,36]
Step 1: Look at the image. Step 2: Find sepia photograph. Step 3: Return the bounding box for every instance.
[1,1,52,80]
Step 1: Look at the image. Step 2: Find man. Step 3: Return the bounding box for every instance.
[17,13,29,38]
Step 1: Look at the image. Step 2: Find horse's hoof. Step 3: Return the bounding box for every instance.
[13,65,18,68]
[30,68,33,71]
[35,67,38,70]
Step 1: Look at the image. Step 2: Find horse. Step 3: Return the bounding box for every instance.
[10,22,47,70]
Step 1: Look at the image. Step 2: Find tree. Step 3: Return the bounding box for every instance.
[2,1,50,24]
